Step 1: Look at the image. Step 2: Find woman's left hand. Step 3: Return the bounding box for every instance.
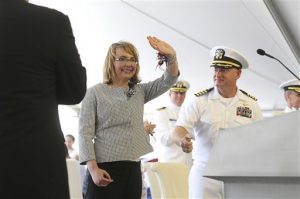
[147,36,176,57]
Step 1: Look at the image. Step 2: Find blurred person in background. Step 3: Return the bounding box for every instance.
[153,79,192,169]
[65,134,80,160]
[279,78,300,112]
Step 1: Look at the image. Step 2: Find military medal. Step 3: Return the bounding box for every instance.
[236,106,252,118]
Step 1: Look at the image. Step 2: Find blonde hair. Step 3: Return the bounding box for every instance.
[103,41,141,85]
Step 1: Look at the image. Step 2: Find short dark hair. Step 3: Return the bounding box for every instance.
[65,134,75,142]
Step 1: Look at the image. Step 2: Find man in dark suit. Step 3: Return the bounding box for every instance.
[0,0,87,198]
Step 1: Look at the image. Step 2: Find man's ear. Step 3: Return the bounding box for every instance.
[236,69,242,79]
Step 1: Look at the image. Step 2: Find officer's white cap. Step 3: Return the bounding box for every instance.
[170,79,190,92]
[279,78,300,93]
[210,46,249,69]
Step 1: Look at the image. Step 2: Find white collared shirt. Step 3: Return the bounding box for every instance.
[176,87,263,164]
[153,103,192,167]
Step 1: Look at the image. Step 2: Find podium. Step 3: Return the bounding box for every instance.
[204,111,300,199]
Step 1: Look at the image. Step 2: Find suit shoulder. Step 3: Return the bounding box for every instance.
[27,4,69,31]
[240,89,257,101]
[28,2,65,17]
[156,106,166,111]
[194,87,214,97]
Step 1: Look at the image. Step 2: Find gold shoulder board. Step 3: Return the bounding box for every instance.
[240,89,257,101]
[194,87,214,97]
[156,106,166,111]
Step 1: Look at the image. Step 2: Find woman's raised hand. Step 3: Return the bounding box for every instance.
[147,36,176,57]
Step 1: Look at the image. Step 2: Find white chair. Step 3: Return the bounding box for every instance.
[142,162,162,199]
[150,162,189,199]
[66,159,83,199]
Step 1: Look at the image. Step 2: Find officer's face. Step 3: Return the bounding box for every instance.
[169,91,186,107]
[286,91,300,109]
[213,67,241,89]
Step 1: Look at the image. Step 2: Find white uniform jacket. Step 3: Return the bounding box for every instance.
[176,87,263,165]
[153,103,192,166]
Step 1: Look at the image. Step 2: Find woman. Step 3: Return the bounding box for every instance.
[79,36,179,199]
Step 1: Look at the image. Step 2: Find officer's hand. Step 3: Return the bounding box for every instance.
[144,120,156,136]
[180,134,193,153]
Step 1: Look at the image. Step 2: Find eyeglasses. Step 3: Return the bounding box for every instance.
[114,56,138,65]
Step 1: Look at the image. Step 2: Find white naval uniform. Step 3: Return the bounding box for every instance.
[153,103,193,168]
[176,87,263,199]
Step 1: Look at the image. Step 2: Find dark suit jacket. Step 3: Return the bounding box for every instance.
[0,0,86,198]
